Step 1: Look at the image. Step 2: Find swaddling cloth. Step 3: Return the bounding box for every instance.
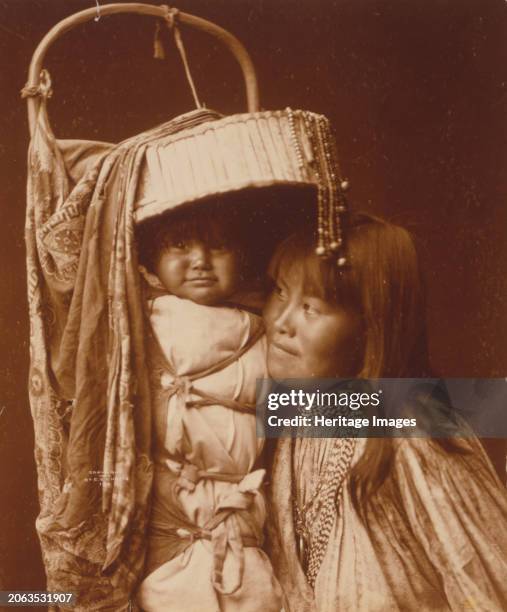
[137,295,282,612]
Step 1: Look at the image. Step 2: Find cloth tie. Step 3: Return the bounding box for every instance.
[160,371,256,455]
[170,468,266,595]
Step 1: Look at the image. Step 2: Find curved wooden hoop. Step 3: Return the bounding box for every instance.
[26,3,260,136]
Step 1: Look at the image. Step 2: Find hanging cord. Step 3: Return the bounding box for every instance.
[154,5,203,109]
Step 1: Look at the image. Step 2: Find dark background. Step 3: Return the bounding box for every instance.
[1,0,506,599]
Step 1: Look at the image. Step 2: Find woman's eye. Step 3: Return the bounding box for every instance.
[303,302,320,316]
[170,240,188,250]
[274,284,287,299]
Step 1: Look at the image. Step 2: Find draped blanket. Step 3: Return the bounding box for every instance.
[25,99,221,610]
[268,437,507,612]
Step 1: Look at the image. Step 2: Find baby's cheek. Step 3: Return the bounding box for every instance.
[220,264,241,293]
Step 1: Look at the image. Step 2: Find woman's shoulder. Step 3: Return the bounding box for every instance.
[393,435,491,473]
[385,436,507,587]
[390,436,507,504]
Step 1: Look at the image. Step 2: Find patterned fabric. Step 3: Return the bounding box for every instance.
[25,97,223,610]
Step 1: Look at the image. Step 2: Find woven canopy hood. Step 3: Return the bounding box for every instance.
[134,108,345,227]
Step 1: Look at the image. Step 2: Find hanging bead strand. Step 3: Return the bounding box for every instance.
[329,122,349,267]
[317,115,339,254]
[285,108,350,265]
[304,112,328,257]
[286,107,306,177]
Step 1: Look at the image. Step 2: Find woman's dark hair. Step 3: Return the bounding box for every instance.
[269,212,466,515]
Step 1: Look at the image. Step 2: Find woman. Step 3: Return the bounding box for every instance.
[264,213,507,611]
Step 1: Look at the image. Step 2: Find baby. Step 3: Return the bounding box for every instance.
[135,201,282,612]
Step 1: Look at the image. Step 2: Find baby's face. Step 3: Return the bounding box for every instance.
[155,238,239,305]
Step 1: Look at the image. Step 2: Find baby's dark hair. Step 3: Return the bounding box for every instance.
[136,197,249,275]
[136,186,316,285]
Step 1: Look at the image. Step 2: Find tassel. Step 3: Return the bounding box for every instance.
[153,21,165,60]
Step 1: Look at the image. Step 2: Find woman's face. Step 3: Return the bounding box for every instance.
[263,262,363,379]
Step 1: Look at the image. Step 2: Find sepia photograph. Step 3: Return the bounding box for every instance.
[1,0,506,610]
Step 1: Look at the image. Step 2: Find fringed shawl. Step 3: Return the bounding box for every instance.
[25,98,221,610]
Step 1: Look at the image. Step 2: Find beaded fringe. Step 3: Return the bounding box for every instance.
[286,107,349,267]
